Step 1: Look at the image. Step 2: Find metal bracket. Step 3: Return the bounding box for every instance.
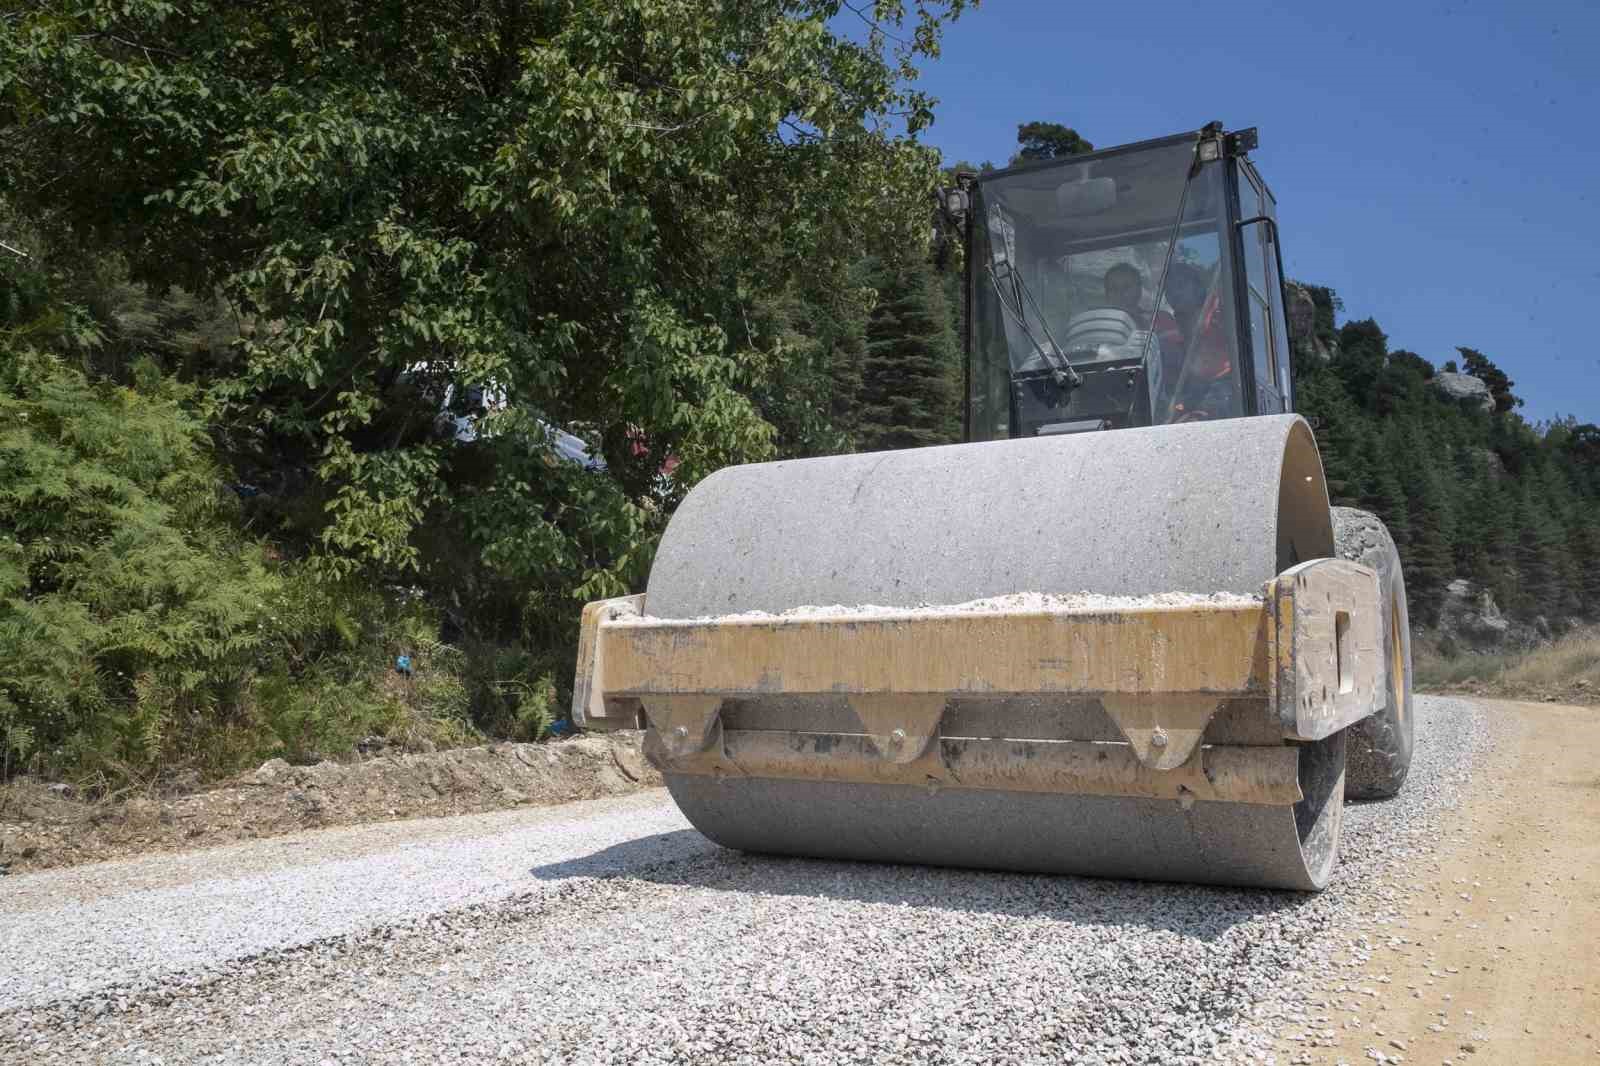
[847,694,945,763]
[1098,694,1224,771]
[640,695,723,760]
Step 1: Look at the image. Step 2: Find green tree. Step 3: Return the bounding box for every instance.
[741,272,874,460]
[1398,453,1457,624]
[1295,364,1370,505]
[1371,349,1432,417]
[1508,485,1568,616]
[1570,505,1600,618]
[1333,318,1389,407]
[1456,346,1520,413]
[1359,426,1409,551]
[858,254,960,451]
[1300,283,1342,353]
[1013,121,1094,163]
[3,0,970,625]
[1453,459,1509,593]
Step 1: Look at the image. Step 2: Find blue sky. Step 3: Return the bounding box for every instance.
[910,0,1599,424]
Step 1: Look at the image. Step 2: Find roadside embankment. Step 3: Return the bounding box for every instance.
[0,732,657,875]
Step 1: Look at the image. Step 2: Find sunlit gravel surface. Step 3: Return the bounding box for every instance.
[1,696,1496,1065]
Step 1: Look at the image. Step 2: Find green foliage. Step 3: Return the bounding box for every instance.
[1294,285,1594,627]
[741,271,875,459]
[1013,121,1093,163]
[0,344,492,781]
[1333,318,1389,400]
[0,347,279,776]
[1456,346,1520,413]
[3,0,967,586]
[858,253,961,451]
[456,641,562,743]
[251,668,400,767]
[0,0,973,781]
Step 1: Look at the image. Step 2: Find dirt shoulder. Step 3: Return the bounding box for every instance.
[0,732,659,876]
[1279,699,1600,1065]
[1425,678,1599,707]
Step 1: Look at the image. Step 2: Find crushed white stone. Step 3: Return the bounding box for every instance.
[0,697,1494,1066]
[621,588,1262,625]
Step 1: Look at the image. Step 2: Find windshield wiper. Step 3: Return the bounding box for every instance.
[986,260,1084,391]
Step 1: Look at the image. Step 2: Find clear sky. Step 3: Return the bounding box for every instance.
[911,0,1599,424]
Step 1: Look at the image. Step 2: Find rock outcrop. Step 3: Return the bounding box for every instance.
[1285,283,1337,363]
[1436,578,1543,651]
[1430,372,1495,413]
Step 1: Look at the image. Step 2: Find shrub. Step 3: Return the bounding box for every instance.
[0,348,280,780]
[458,640,563,742]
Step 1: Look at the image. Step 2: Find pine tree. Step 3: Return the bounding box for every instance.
[1571,506,1600,619]
[1359,427,1409,551]
[857,255,961,452]
[1333,318,1389,409]
[1505,485,1563,616]
[1400,458,1458,625]
[1296,367,1370,506]
[1456,347,1521,413]
[1534,463,1581,616]
[1456,464,1509,591]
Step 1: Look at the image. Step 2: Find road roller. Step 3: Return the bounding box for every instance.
[572,123,1414,890]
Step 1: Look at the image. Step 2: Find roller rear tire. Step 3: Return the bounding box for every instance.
[1332,507,1415,799]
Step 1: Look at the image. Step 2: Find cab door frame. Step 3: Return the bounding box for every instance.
[1227,156,1297,416]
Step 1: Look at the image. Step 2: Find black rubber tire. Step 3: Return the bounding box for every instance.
[1331,507,1415,799]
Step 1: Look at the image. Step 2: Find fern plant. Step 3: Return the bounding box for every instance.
[0,346,280,778]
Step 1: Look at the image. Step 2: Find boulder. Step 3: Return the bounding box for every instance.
[1430,372,1495,413]
[252,758,293,785]
[1436,578,1542,652]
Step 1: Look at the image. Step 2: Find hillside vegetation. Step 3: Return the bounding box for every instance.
[1290,289,1600,628]
[1415,626,1600,704]
[0,0,970,783]
[2,2,1594,786]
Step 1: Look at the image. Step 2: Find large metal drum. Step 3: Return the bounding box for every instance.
[643,416,1347,889]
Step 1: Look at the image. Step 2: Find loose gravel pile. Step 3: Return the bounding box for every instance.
[1,696,1496,1065]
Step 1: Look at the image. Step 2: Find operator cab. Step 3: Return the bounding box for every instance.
[948,123,1296,442]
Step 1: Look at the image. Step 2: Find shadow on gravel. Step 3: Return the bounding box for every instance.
[531,830,1308,940]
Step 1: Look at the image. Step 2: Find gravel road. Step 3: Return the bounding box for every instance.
[2,696,1495,1065]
